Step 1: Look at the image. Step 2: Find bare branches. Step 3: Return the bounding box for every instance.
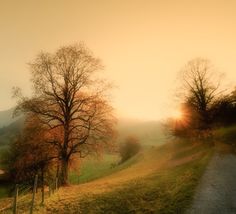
[179,58,224,129]
[13,43,116,184]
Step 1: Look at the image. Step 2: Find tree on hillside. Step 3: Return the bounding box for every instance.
[13,43,116,185]
[211,88,236,126]
[179,58,223,130]
[4,114,57,183]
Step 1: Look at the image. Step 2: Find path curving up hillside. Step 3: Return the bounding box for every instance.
[187,152,236,214]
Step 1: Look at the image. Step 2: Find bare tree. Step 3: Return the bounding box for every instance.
[179,58,223,130]
[13,43,116,185]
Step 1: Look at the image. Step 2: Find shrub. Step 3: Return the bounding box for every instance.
[119,136,141,163]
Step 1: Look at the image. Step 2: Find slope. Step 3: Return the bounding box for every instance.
[0,108,20,128]
[0,140,213,214]
[0,117,24,160]
[44,141,213,214]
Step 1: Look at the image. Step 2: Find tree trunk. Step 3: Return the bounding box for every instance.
[61,121,70,185]
[60,157,69,185]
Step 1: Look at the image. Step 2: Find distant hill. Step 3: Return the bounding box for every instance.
[0,108,24,151]
[0,107,19,128]
[0,117,24,148]
[0,113,167,151]
[117,118,167,146]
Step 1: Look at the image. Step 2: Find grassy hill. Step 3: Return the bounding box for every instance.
[50,141,212,214]
[0,115,216,213]
[0,140,213,213]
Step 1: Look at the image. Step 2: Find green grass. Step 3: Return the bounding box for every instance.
[69,154,119,184]
[214,125,236,145]
[77,143,213,214]
[0,185,10,198]
[0,140,214,213]
[69,152,142,184]
[41,141,213,214]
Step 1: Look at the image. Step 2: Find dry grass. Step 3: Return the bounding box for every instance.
[42,141,213,213]
[0,141,213,213]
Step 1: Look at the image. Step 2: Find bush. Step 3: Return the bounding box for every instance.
[214,126,236,145]
[119,136,141,163]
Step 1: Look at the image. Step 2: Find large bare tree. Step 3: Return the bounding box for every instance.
[179,58,223,130]
[14,43,115,184]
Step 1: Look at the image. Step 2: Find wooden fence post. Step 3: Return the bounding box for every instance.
[30,174,38,214]
[41,170,44,205]
[49,184,51,197]
[55,177,58,191]
[13,184,18,214]
[52,181,54,194]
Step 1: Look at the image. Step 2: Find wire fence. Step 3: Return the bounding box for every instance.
[0,175,59,214]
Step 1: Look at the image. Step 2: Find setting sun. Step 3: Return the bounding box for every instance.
[171,109,183,120]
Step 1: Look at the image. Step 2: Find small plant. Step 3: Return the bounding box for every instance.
[119,136,141,163]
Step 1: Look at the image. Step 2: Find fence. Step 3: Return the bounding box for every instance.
[0,175,59,214]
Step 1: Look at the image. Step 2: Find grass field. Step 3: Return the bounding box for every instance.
[69,151,147,185]
[0,140,214,213]
[69,154,120,184]
[44,140,213,213]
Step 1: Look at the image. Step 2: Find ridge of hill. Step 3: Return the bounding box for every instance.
[0,108,19,128]
[0,115,165,149]
[0,117,24,155]
[0,107,24,150]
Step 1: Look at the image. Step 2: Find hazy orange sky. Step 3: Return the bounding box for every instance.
[1,0,236,120]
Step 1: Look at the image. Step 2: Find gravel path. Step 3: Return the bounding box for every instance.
[187,153,236,214]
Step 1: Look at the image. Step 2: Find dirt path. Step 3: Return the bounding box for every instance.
[187,152,236,214]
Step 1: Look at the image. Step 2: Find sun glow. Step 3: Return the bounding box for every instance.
[171,109,183,120]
